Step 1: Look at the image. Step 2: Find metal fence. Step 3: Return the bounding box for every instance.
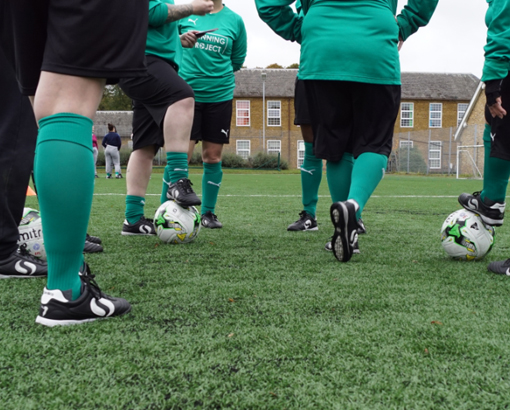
[389,124,484,178]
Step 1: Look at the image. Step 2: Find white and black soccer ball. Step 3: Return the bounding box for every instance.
[18,208,46,260]
[441,209,495,260]
[154,201,201,244]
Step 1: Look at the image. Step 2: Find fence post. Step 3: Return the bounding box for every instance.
[427,129,431,175]
[407,131,411,174]
[474,124,478,176]
[448,127,452,176]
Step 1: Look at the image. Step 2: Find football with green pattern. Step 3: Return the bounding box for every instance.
[441,209,494,261]
[154,201,201,244]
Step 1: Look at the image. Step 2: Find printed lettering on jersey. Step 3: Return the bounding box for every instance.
[195,34,229,55]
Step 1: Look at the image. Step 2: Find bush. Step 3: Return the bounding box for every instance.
[394,147,427,173]
[249,152,288,170]
[221,152,247,168]
[95,149,132,167]
[189,151,203,166]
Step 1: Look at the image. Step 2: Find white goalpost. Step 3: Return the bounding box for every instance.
[456,144,483,179]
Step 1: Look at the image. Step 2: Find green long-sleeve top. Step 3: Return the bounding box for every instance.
[483,0,510,81]
[147,0,183,69]
[178,5,247,102]
[255,0,438,85]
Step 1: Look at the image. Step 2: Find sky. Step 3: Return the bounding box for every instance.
[175,0,488,79]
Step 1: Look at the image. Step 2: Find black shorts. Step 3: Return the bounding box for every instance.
[8,0,148,96]
[191,101,233,144]
[119,55,195,152]
[487,73,510,161]
[304,80,401,161]
[294,79,311,126]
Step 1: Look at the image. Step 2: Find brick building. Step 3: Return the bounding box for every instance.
[94,69,481,172]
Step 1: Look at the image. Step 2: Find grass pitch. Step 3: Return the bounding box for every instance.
[3,173,510,409]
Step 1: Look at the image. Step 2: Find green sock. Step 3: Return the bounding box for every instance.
[326,152,354,203]
[202,162,223,214]
[35,113,94,300]
[482,124,510,203]
[348,152,387,220]
[300,142,323,217]
[161,152,189,203]
[125,195,146,224]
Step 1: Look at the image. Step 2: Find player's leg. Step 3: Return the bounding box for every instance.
[112,148,122,178]
[458,77,510,227]
[163,96,202,207]
[0,43,47,278]
[288,79,322,231]
[201,141,224,228]
[122,139,157,236]
[9,0,147,325]
[93,146,99,177]
[33,73,105,300]
[105,146,113,178]
[196,100,232,228]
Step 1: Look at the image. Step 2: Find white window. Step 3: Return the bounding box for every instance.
[399,140,414,149]
[400,103,414,128]
[457,103,469,126]
[236,100,250,127]
[429,103,442,128]
[267,101,281,127]
[267,140,281,154]
[236,140,250,159]
[297,140,305,167]
[429,141,442,169]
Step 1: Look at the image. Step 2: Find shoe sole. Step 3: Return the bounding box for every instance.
[0,273,47,279]
[459,199,504,226]
[287,226,319,231]
[201,224,222,229]
[35,306,132,327]
[121,231,156,236]
[330,202,353,262]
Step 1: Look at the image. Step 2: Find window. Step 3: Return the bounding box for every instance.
[267,101,281,126]
[400,103,414,128]
[399,140,414,149]
[457,103,469,126]
[267,140,281,154]
[429,103,442,128]
[429,141,442,169]
[297,140,305,167]
[236,100,250,127]
[236,140,250,159]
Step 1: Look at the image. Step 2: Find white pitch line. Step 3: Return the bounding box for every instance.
[93,193,461,198]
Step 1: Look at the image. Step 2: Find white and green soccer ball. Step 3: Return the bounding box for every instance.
[154,201,201,244]
[440,209,495,261]
[18,208,46,260]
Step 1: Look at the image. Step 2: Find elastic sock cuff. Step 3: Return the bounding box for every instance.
[204,162,222,173]
[38,113,93,151]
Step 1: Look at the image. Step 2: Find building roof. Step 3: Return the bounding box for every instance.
[234,69,480,101]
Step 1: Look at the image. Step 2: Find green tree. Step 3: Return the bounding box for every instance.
[266,63,283,69]
[287,63,299,69]
[98,85,132,111]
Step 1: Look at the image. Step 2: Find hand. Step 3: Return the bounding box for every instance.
[180,31,198,48]
[191,0,214,15]
[398,37,404,52]
[489,97,507,119]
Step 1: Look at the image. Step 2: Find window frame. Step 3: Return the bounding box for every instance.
[400,102,414,128]
[236,100,250,127]
[267,140,281,154]
[236,140,250,159]
[267,100,281,127]
[429,103,443,128]
[428,140,442,169]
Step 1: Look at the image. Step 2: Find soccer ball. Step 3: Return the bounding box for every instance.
[440,209,495,260]
[154,201,201,244]
[18,208,46,260]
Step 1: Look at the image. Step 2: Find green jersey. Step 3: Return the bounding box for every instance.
[256,0,438,85]
[483,0,510,82]
[147,0,183,68]
[179,6,247,103]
